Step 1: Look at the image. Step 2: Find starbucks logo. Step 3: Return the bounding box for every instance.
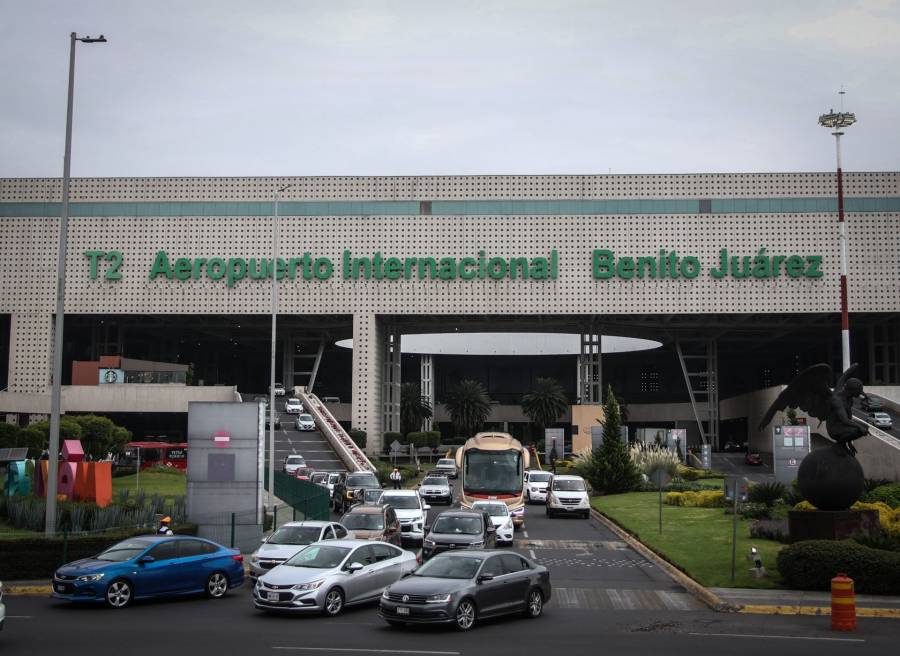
[104,370,118,383]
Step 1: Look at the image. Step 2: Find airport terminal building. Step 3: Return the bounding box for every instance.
[1,172,899,462]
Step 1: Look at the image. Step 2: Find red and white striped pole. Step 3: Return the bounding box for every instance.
[819,101,856,374]
[835,129,851,373]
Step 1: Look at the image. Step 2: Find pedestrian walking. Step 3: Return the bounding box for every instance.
[390,467,402,489]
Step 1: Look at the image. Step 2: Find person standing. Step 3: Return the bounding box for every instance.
[157,516,174,536]
[389,467,402,489]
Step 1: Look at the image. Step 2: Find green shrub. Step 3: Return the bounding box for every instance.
[424,431,442,448]
[777,539,900,594]
[0,524,198,580]
[750,518,790,543]
[864,478,893,493]
[663,490,725,508]
[863,484,900,509]
[748,481,787,507]
[740,502,771,520]
[852,532,900,553]
[405,431,427,447]
[348,429,366,449]
[383,431,403,445]
[676,465,703,481]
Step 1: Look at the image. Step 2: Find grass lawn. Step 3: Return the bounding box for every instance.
[0,519,41,539]
[592,491,784,589]
[112,469,187,499]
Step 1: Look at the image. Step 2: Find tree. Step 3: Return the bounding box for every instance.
[520,378,568,439]
[444,379,492,438]
[583,386,641,494]
[18,415,132,459]
[0,422,20,449]
[400,383,433,436]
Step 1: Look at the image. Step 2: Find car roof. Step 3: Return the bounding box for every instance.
[279,520,333,528]
[312,538,389,549]
[437,510,485,518]
[346,504,384,514]
[551,474,583,480]
[381,489,418,496]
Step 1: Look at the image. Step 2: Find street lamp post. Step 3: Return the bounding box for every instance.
[46,32,107,536]
[818,99,857,373]
[268,185,292,507]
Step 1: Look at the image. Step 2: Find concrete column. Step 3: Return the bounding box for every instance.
[351,313,384,455]
[420,354,434,431]
[382,324,401,435]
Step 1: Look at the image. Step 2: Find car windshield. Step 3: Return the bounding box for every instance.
[474,503,508,517]
[96,538,153,562]
[437,459,455,467]
[552,479,586,491]
[286,456,304,464]
[346,474,379,487]
[298,414,313,421]
[267,526,322,545]
[422,477,448,486]
[432,516,482,535]
[342,513,384,530]
[284,545,350,568]
[529,472,552,483]
[328,474,340,483]
[381,495,420,510]
[311,473,327,484]
[415,555,483,579]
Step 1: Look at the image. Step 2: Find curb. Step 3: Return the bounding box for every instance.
[589,507,735,612]
[5,586,51,596]
[739,605,900,619]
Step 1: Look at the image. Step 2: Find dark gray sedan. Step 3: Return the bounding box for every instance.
[379,551,550,631]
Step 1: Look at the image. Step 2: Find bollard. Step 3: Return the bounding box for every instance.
[831,573,856,631]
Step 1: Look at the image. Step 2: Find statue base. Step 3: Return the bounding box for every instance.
[788,509,880,543]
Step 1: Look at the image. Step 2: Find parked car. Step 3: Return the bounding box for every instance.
[380,490,430,546]
[294,467,315,481]
[380,550,550,631]
[272,382,286,397]
[340,504,402,546]
[52,535,244,608]
[325,472,341,496]
[745,452,763,466]
[722,441,745,453]
[861,395,883,412]
[283,454,306,475]
[434,458,458,479]
[0,581,5,632]
[295,413,316,431]
[870,412,892,430]
[333,471,383,514]
[249,521,352,581]
[524,470,552,504]
[546,475,590,519]
[265,411,281,430]
[418,475,453,505]
[423,510,496,560]
[254,540,417,615]
[285,397,303,414]
[471,501,514,546]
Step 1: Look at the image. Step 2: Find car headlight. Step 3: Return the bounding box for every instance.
[424,538,435,547]
[76,573,105,582]
[531,487,540,493]
[425,593,451,604]
[470,541,484,548]
[382,588,391,599]
[345,491,354,499]
[293,579,325,591]
[504,520,513,530]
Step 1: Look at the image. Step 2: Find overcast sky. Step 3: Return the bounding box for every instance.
[1,0,898,178]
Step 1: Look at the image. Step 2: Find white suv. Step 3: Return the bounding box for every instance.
[870,412,892,430]
[295,413,316,431]
[380,490,430,545]
[472,500,515,545]
[546,474,591,519]
[285,397,303,414]
[524,469,552,504]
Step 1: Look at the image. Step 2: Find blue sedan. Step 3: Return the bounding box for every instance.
[52,535,245,608]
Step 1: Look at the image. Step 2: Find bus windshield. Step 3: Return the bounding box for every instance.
[463,449,522,495]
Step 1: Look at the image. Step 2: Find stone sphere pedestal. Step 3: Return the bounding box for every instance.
[797,445,864,511]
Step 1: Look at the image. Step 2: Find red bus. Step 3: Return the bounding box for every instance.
[121,441,188,470]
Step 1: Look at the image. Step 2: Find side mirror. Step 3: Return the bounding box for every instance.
[347,562,364,573]
[477,574,494,584]
[422,504,431,511]
[137,555,155,565]
[486,525,496,532]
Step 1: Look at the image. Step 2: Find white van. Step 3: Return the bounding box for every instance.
[546,474,591,519]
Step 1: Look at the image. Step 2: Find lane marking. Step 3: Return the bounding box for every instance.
[687,632,864,643]
[273,648,461,655]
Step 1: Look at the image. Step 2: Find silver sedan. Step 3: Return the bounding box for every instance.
[254,539,418,616]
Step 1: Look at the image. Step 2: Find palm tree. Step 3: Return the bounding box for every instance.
[444,379,492,437]
[520,378,568,439]
[400,382,433,435]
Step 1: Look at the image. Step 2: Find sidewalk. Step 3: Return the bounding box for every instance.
[711,587,900,617]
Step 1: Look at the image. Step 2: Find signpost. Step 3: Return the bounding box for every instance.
[650,469,673,534]
[725,476,749,582]
[773,425,810,485]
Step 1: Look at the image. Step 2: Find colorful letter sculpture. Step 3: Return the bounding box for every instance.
[32,439,113,507]
[4,461,30,496]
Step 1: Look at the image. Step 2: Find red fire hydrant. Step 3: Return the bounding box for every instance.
[831,573,856,631]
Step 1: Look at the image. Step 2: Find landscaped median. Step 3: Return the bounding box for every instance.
[591,491,784,589]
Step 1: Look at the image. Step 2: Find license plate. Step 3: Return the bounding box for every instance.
[396,606,410,616]
[267,592,279,602]
[54,584,64,592]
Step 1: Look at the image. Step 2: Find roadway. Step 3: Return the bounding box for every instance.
[5,498,897,655]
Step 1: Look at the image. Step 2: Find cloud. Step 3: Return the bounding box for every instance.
[787,0,900,55]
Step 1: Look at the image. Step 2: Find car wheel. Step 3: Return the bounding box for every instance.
[206,572,229,599]
[455,598,477,631]
[105,579,133,609]
[323,587,345,616]
[524,588,544,618]
[545,507,552,518]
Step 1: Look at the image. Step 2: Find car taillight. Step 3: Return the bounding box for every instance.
[416,552,422,565]
[232,554,244,563]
